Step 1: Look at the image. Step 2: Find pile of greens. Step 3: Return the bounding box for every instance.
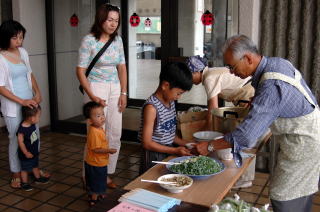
[169,156,223,175]
[209,194,271,212]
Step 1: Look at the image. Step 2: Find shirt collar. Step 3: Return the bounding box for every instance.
[201,66,209,84]
[251,56,267,88]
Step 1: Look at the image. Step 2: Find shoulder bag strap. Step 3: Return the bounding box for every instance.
[85,37,114,77]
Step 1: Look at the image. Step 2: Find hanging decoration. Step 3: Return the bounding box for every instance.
[130,13,140,27]
[144,18,152,31]
[69,14,79,27]
[201,10,214,26]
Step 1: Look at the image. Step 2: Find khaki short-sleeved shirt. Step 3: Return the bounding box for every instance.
[202,67,254,104]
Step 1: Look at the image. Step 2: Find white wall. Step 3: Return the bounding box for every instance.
[128,0,138,98]
[54,0,95,120]
[178,0,195,56]
[194,0,204,56]
[239,0,260,46]
[0,0,50,128]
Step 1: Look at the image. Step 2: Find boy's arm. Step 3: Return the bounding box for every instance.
[173,135,191,146]
[142,104,186,155]
[17,133,33,158]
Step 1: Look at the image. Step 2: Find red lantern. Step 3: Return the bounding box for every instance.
[144,18,152,27]
[130,13,140,27]
[70,14,79,27]
[201,10,214,26]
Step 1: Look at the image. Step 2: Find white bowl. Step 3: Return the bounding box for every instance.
[216,148,233,160]
[157,174,193,193]
[193,131,223,142]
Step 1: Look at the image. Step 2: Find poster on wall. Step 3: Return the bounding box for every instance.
[136,17,161,34]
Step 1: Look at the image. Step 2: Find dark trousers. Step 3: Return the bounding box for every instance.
[139,149,170,175]
[271,194,314,212]
[20,156,39,172]
[84,162,107,195]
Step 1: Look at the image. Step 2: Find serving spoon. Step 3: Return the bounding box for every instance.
[141,179,178,185]
[151,161,181,165]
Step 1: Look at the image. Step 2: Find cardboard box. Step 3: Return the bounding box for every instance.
[177,111,207,141]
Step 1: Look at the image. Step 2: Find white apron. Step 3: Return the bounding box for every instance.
[259,69,320,201]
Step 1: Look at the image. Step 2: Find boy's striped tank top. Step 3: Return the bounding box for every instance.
[138,94,176,145]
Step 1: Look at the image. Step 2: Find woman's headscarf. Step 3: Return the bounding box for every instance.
[186,55,208,73]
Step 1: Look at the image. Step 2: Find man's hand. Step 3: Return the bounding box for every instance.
[195,141,210,156]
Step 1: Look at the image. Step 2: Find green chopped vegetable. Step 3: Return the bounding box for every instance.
[169,156,223,175]
[209,194,272,212]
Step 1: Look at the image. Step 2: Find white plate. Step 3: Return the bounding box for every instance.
[193,131,223,141]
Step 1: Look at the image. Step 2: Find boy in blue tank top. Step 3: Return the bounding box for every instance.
[138,62,195,173]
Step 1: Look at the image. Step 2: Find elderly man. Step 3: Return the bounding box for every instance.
[196,34,320,212]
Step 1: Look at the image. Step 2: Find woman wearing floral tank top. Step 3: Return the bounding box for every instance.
[76,4,127,189]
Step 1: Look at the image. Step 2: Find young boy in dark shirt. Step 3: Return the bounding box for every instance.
[17,106,49,191]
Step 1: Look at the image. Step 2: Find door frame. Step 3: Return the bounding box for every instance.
[45,0,201,136]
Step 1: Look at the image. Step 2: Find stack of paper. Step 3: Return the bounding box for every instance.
[118,188,181,212]
[107,201,153,212]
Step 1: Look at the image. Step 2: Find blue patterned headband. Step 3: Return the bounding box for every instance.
[187,55,208,73]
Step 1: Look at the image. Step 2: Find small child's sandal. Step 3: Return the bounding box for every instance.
[40,170,51,178]
[10,178,21,189]
[98,194,106,201]
[88,198,99,207]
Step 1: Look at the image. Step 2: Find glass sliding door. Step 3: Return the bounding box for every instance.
[177,0,208,106]
[50,0,96,133]
[177,0,239,106]
[127,0,161,102]
[47,0,121,133]
[54,0,95,122]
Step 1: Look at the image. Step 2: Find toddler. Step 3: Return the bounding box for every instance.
[17,105,49,191]
[83,101,117,206]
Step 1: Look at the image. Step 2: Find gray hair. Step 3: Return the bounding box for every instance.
[222,34,259,59]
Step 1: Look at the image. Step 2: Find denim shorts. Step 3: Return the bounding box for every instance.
[20,156,39,172]
[85,162,107,195]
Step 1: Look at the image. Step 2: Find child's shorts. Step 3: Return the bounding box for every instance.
[20,156,39,172]
[85,162,107,195]
[140,149,170,174]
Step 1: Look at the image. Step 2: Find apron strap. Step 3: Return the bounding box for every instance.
[259,69,316,107]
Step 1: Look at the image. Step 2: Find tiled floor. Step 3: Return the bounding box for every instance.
[0,132,319,212]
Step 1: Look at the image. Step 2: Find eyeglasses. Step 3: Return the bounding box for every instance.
[225,57,243,72]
